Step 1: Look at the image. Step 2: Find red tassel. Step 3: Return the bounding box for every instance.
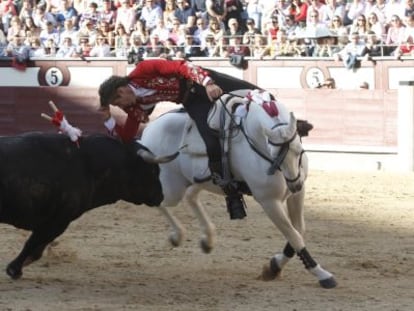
[262,101,279,117]
[52,110,64,127]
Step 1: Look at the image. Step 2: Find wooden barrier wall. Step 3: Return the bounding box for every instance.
[0,57,412,155]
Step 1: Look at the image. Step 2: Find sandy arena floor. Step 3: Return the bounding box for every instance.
[0,170,413,311]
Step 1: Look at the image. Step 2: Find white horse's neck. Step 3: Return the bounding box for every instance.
[243,100,290,148]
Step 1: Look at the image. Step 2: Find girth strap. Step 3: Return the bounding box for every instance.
[216,93,243,187]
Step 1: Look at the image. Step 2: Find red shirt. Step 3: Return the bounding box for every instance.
[294,2,308,23]
[267,27,279,42]
[111,59,212,142]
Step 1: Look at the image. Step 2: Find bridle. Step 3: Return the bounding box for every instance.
[238,104,305,183]
[216,93,305,184]
[267,129,305,183]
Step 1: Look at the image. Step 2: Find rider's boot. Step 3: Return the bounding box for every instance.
[225,191,247,220]
[209,161,247,220]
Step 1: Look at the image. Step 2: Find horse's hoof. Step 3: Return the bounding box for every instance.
[260,257,282,281]
[200,239,213,254]
[6,265,22,280]
[270,257,282,276]
[168,233,182,247]
[319,276,337,289]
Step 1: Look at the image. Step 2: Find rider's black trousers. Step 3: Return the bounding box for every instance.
[183,69,260,167]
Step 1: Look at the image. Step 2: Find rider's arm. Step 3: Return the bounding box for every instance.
[103,107,144,143]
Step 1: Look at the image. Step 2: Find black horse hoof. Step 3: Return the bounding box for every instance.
[200,239,213,254]
[6,265,22,280]
[319,276,337,289]
[270,257,282,276]
[168,233,182,247]
[261,257,282,281]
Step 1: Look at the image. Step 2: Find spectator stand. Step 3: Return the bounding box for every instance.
[0,1,412,71]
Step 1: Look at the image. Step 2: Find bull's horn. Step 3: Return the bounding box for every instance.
[137,149,179,163]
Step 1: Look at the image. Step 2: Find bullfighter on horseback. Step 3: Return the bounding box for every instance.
[98,58,262,220]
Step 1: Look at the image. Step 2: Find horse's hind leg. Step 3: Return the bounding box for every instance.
[158,206,186,247]
[158,171,189,247]
[184,185,216,253]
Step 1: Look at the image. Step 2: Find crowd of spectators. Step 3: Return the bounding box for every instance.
[0,0,413,63]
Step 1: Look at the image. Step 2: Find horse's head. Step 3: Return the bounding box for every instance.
[264,112,307,193]
[237,89,307,193]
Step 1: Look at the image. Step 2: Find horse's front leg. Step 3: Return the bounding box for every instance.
[267,191,306,277]
[184,185,216,253]
[260,197,337,289]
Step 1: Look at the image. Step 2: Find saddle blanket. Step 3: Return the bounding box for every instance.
[180,90,251,155]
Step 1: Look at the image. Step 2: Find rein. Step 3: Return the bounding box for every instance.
[267,131,297,175]
[216,94,274,165]
[285,149,305,183]
[239,120,273,164]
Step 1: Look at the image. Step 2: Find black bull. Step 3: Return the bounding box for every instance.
[0,132,163,279]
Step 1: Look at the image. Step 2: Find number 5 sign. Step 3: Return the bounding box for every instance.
[38,64,70,86]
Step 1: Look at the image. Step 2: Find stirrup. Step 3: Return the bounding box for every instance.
[193,175,212,183]
[211,172,232,188]
[193,171,232,185]
[226,194,247,220]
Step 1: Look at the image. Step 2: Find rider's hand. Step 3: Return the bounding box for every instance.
[99,106,111,121]
[206,83,223,102]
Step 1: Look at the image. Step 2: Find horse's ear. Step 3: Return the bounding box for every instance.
[289,112,297,131]
[290,112,296,121]
[265,113,297,141]
[265,124,290,141]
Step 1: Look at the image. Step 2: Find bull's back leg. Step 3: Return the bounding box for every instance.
[6,221,70,279]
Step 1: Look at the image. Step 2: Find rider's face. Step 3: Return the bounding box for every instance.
[111,85,137,109]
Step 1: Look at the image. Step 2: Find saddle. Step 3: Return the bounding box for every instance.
[179,91,251,193]
[207,90,251,131]
[179,90,250,156]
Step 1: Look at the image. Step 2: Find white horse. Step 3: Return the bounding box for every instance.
[139,90,337,289]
